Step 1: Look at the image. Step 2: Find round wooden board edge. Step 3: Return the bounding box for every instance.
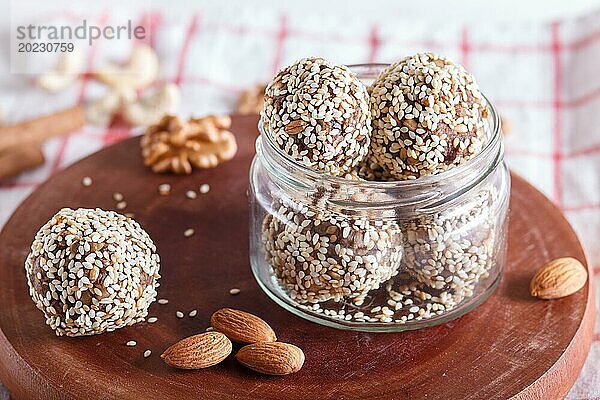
[510,181,596,399]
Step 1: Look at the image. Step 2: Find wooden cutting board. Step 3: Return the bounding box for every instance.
[0,115,594,400]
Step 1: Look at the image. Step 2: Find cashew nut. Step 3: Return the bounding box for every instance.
[95,44,159,90]
[122,83,181,126]
[37,50,84,92]
[85,87,136,126]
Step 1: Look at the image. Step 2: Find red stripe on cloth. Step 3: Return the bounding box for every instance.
[460,27,470,69]
[505,149,552,158]
[564,202,600,212]
[367,25,380,63]
[496,82,600,109]
[470,43,551,53]
[0,180,43,189]
[567,27,600,51]
[50,12,109,175]
[507,142,600,158]
[494,99,553,108]
[550,21,563,207]
[567,142,600,157]
[191,23,600,54]
[180,77,243,94]
[175,13,200,85]
[271,15,288,75]
[566,84,600,108]
[134,11,162,47]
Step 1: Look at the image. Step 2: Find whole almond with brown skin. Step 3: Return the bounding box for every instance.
[211,308,276,344]
[161,331,232,369]
[236,342,305,375]
[530,257,588,299]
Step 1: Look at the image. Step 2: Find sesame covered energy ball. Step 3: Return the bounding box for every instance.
[25,208,160,337]
[401,188,498,300]
[370,53,489,180]
[262,197,403,304]
[261,57,371,176]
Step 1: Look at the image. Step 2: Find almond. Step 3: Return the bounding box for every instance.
[530,257,588,299]
[211,308,276,344]
[236,342,305,375]
[284,120,304,135]
[161,331,232,369]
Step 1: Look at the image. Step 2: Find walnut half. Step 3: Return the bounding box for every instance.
[141,115,238,174]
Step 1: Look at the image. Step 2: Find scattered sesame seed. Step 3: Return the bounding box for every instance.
[126,340,137,347]
[143,350,152,358]
[185,190,197,199]
[113,192,124,202]
[158,183,171,195]
[199,184,210,194]
[229,288,241,295]
[188,310,197,317]
[116,201,127,210]
[147,317,158,323]
[81,176,92,187]
[205,326,214,332]
[157,299,169,305]
[183,228,195,238]
[176,311,184,318]
[124,212,135,219]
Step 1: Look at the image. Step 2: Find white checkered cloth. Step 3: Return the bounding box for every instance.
[0,4,599,398]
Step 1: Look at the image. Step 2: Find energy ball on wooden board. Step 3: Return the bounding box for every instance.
[25,208,160,337]
[370,53,489,180]
[261,57,372,176]
[262,197,403,305]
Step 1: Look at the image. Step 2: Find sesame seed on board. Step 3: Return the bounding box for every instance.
[113,192,124,202]
[81,176,92,186]
[199,184,210,194]
[185,190,197,199]
[158,183,171,195]
[229,288,241,295]
[183,228,195,238]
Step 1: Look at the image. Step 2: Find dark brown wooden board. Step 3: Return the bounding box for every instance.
[0,115,594,400]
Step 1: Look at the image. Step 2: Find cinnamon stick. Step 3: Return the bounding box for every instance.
[0,145,45,181]
[0,105,86,153]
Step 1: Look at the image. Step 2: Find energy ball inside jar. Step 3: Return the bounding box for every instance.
[370,53,489,180]
[25,208,160,337]
[261,57,372,176]
[262,198,403,304]
[402,188,498,304]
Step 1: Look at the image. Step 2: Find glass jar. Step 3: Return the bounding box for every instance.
[249,64,510,332]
